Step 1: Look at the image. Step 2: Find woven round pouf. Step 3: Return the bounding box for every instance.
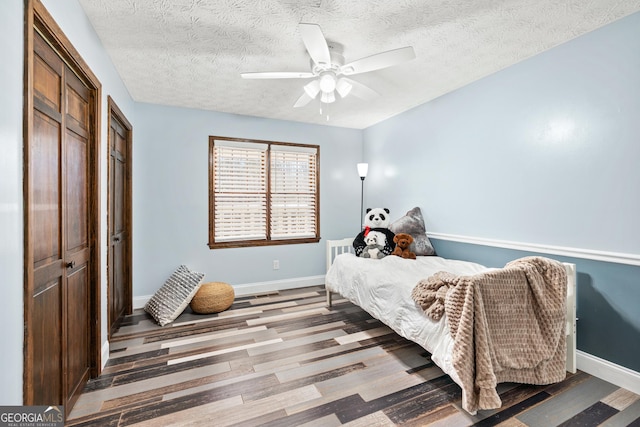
[190,282,235,314]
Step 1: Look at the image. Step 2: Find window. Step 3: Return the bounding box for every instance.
[208,136,320,248]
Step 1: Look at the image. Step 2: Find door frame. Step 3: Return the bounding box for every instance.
[23,0,102,403]
[107,96,133,339]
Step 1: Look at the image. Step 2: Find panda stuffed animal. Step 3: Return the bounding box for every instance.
[353,208,396,258]
[361,230,386,259]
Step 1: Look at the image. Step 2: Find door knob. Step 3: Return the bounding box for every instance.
[66,260,76,269]
[114,236,120,242]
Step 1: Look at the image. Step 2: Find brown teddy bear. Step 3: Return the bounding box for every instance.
[392,233,416,259]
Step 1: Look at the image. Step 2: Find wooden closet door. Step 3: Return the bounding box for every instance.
[30,29,65,406]
[108,113,131,336]
[28,29,91,411]
[63,63,92,407]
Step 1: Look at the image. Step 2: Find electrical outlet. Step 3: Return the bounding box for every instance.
[273,260,280,270]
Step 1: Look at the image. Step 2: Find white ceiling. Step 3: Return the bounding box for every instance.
[78,0,640,129]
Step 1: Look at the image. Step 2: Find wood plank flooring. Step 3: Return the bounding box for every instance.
[66,286,640,426]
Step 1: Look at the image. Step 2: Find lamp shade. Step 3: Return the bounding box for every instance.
[357,163,368,178]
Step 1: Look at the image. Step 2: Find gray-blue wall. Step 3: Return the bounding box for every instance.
[132,103,363,297]
[432,239,640,372]
[363,11,640,372]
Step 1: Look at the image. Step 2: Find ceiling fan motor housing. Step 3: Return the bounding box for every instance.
[311,42,345,74]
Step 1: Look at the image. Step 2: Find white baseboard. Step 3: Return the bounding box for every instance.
[577,350,640,395]
[132,274,326,309]
[133,295,149,309]
[233,275,325,296]
[101,340,109,370]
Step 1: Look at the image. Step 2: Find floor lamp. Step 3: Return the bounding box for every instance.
[357,163,368,229]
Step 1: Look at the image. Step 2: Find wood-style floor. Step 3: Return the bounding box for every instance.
[66,285,640,426]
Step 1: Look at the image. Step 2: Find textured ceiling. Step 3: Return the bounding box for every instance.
[78,0,640,129]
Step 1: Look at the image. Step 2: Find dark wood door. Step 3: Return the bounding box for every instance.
[63,67,92,407]
[108,101,132,337]
[27,28,93,414]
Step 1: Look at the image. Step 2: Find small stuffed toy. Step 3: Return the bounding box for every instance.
[361,231,386,259]
[392,233,416,259]
[353,208,396,258]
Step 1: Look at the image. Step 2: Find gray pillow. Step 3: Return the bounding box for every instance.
[144,265,205,326]
[389,207,436,256]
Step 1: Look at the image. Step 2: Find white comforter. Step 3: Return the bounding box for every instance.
[325,253,491,387]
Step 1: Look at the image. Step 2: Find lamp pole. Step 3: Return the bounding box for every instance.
[360,176,365,229]
[357,163,368,229]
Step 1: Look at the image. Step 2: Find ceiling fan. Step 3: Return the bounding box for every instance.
[241,23,415,108]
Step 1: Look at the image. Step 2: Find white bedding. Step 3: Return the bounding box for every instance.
[325,253,492,388]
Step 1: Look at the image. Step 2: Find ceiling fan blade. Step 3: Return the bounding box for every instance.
[241,71,314,79]
[340,46,415,75]
[340,77,380,100]
[299,23,331,67]
[293,91,315,108]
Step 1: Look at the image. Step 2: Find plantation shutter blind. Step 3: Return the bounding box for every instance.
[209,136,319,248]
[213,140,267,242]
[270,145,318,239]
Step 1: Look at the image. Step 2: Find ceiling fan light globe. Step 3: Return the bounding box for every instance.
[336,79,353,98]
[303,80,320,98]
[321,91,336,104]
[319,73,337,92]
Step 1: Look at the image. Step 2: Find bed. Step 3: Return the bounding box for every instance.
[325,237,577,414]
